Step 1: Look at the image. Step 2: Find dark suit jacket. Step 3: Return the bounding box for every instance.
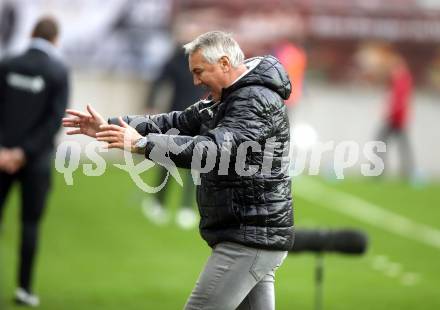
[0,44,69,160]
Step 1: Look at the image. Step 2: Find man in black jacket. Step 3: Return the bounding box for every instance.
[63,31,293,309]
[0,16,69,306]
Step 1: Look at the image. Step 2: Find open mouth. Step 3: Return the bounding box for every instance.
[200,85,211,97]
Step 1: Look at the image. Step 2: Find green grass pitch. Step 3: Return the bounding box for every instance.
[1,166,439,309]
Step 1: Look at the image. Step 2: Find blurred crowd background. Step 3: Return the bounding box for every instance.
[1,0,439,178]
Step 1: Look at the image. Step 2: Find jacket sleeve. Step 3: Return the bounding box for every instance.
[108,100,204,137]
[20,67,70,158]
[143,96,272,170]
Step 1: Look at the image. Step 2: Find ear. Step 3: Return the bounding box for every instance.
[219,56,231,72]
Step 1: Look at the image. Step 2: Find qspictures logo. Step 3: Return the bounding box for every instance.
[55,117,386,193]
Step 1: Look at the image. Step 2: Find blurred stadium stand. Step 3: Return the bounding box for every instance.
[1,0,439,177]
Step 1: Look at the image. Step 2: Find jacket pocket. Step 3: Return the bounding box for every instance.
[198,188,240,228]
[250,250,288,281]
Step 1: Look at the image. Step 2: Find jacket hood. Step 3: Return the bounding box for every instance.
[222,55,292,100]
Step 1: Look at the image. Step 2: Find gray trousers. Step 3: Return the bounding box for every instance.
[184,242,287,310]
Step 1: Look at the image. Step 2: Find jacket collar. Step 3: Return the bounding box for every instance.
[220,57,262,101]
[29,38,60,58]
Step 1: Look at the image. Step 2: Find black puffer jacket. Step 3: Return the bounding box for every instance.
[112,55,294,251]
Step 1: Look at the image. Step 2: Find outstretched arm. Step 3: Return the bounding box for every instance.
[95,96,273,171]
[107,99,208,137]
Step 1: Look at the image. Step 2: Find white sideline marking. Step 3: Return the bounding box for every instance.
[401,272,421,286]
[371,255,421,286]
[296,178,440,250]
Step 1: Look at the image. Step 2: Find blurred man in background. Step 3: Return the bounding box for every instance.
[356,43,415,178]
[378,49,414,178]
[0,16,69,306]
[63,31,293,309]
[142,26,205,229]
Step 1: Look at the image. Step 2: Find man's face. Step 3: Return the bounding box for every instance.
[189,49,229,100]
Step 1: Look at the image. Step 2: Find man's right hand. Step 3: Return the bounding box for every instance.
[62,105,106,138]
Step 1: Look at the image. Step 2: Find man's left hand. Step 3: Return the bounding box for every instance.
[96,117,144,153]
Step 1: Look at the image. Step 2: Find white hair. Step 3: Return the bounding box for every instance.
[183,31,244,68]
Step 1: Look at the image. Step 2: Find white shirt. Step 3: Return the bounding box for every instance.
[29,38,59,58]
